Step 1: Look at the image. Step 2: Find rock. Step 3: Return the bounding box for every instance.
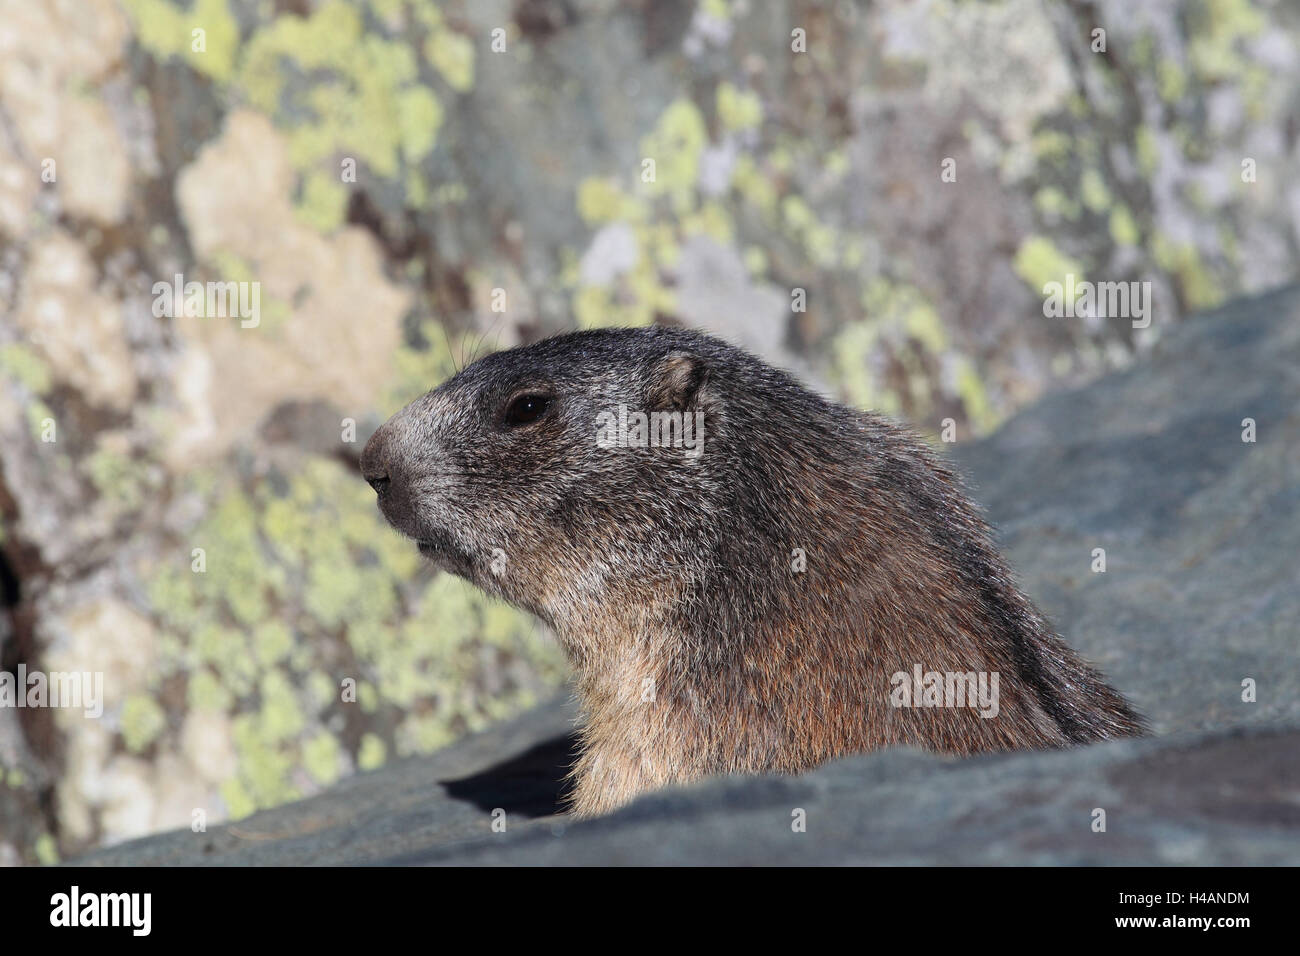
[399,725,1300,866]
[77,285,1300,865]
[16,233,137,413]
[80,698,581,866]
[170,109,410,466]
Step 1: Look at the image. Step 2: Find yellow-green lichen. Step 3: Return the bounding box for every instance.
[302,732,343,786]
[777,194,846,269]
[1153,234,1225,310]
[1109,204,1140,246]
[1013,235,1086,291]
[1157,58,1189,103]
[862,279,949,354]
[396,86,444,163]
[1188,0,1264,82]
[132,447,519,823]
[397,712,458,754]
[122,0,240,83]
[828,319,898,418]
[219,776,256,820]
[83,447,148,511]
[570,177,682,329]
[0,344,52,393]
[230,711,298,808]
[370,0,411,27]
[34,833,60,866]
[25,400,55,442]
[238,1,445,184]
[385,322,464,414]
[955,358,998,436]
[200,493,286,629]
[576,177,647,226]
[1134,127,1159,179]
[121,694,167,753]
[730,154,778,218]
[1079,168,1111,214]
[781,195,816,232]
[306,671,335,709]
[639,99,708,214]
[295,168,349,232]
[357,733,386,770]
[188,669,233,712]
[835,277,1005,434]
[1031,129,1072,164]
[252,620,293,667]
[716,82,762,132]
[311,560,565,737]
[425,29,475,93]
[256,670,305,744]
[701,0,731,21]
[1034,186,1080,221]
[681,201,735,245]
[573,279,664,330]
[824,149,850,180]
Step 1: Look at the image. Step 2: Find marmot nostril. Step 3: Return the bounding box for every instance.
[360,425,393,498]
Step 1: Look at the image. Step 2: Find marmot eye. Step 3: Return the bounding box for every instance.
[503,393,552,427]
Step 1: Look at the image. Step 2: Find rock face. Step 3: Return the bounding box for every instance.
[78,285,1300,866]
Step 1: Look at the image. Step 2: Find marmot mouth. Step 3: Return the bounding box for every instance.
[415,531,474,577]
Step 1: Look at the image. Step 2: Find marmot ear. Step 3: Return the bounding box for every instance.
[646,351,708,412]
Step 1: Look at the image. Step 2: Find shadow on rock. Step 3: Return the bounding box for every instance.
[440,731,581,818]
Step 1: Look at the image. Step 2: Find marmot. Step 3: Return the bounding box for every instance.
[361,326,1144,817]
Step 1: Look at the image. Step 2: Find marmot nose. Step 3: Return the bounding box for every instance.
[360,426,393,500]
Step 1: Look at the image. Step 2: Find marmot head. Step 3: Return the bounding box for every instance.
[360,328,740,630]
